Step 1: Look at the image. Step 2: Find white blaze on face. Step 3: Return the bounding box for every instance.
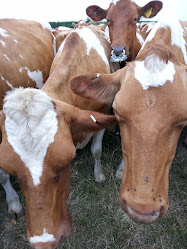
[76,27,109,67]
[19,67,44,88]
[134,54,176,90]
[30,228,56,244]
[3,88,58,186]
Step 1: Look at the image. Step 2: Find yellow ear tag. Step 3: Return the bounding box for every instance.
[145,7,152,18]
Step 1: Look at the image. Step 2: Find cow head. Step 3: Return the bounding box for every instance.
[86,0,163,62]
[70,48,187,224]
[0,88,116,249]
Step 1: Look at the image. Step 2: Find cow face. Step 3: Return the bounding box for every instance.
[70,54,187,224]
[0,88,116,249]
[113,61,187,224]
[86,0,163,62]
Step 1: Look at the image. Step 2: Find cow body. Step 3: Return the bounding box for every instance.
[0,25,117,249]
[43,25,116,183]
[86,0,163,62]
[70,4,187,224]
[0,19,55,107]
[0,18,55,222]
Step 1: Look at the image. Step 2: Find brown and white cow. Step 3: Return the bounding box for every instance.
[70,5,187,224]
[43,25,119,183]
[86,0,163,62]
[0,18,55,222]
[0,25,117,249]
[0,88,116,249]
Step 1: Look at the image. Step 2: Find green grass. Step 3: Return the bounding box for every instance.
[0,128,186,249]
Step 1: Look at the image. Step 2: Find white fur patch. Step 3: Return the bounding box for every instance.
[76,27,109,66]
[134,54,176,90]
[3,88,58,186]
[136,32,144,46]
[3,54,10,61]
[1,76,14,89]
[0,40,5,46]
[30,228,56,244]
[40,22,52,32]
[0,27,9,38]
[19,67,44,88]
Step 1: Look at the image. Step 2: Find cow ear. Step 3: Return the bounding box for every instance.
[138,1,163,18]
[71,108,116,134]
[86,5,108,22]
[70,72,121,104]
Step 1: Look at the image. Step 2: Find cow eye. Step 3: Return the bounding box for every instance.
[106,19,110,25]
[134,17,138,22]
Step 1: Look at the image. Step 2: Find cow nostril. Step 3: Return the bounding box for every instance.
[111,46,126,56]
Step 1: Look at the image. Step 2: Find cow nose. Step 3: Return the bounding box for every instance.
[111,46,126,56]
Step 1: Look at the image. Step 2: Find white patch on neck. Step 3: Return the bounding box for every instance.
[3,88,58,186]
[0,27,9,38]
[30,228,56,244]
[134,54,176,90]
[19,67,44,88]
[141,3,187,64]
[76,27,109,66]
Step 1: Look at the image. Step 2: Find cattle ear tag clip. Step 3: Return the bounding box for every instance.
[145,7,152,18]
[90,114,97,123]
[94,11,97,16]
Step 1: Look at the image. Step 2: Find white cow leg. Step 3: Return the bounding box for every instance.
[0,169,23,222]
[91,129,105,183]
[116,158,124,179]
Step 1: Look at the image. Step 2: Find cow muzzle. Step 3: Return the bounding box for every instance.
[120,198,166,224]
[110,46,127,62]
[30,235,67,249]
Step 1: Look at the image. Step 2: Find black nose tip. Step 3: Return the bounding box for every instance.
[111,46,126,56]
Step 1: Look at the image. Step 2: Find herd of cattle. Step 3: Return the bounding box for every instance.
[0,0,186,248]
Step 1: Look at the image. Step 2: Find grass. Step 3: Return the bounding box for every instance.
[0,127,186,249]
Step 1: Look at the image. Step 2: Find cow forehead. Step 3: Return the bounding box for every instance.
[114,57,176,114]
[109,0,137,16]
[3,88,58,187]
[134,54,176,90]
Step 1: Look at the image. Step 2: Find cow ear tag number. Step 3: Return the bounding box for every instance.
[145,7,152,18]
